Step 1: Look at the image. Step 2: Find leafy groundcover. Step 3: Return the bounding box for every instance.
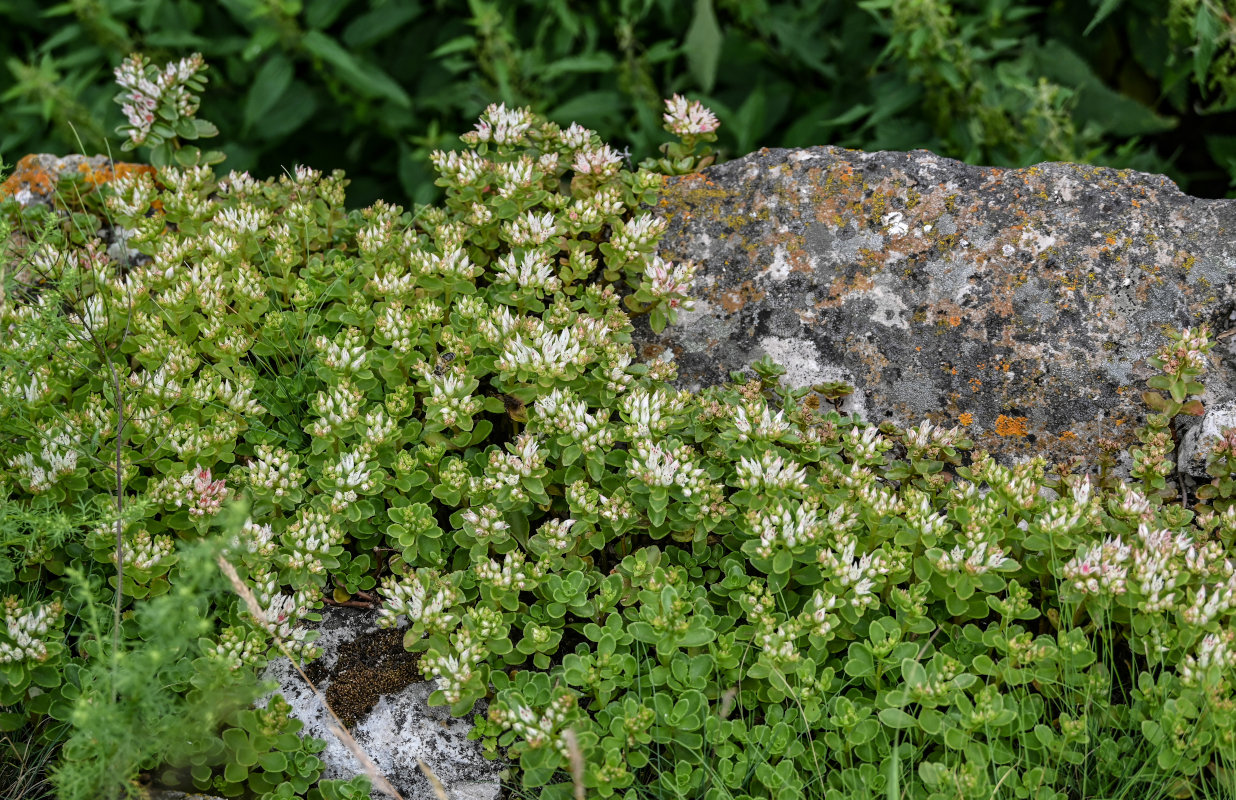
[1,54,1234,800]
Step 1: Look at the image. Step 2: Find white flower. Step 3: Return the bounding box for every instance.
[662,94,720,136]
[463,103,535,146]
[572,145,623,176]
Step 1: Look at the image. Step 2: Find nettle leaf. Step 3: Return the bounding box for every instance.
[683,0,723,92]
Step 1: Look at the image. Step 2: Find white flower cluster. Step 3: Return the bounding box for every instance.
[818,534,894,608]
[607,215,667,263]
[565,481,637,528]
[1109,482,1154,522]
[420,370,483,430]
[211,373,266,416]
[495,155,542,197]
[977,456,1043,510]
[129,366,183,404]
[421,628,487,705]
[461,102,535,146]
[247,568,317,657]
[309,379,364,437]
[640,256,697,310]
[531,389,614,453]
[497,326,593,379]
[374,304,419,352]
[460,504,511,543]
[113,52,206,146]
[843,425,893,465]
[106,172,160,219]
[736,450,810,493]
[805,589,840,638]
[243,444,304,498]
[315,328,368,374]
[494,249,561,293]
[489,692,577,754]
[503,211,559,247]
[538,518,578,552]
[0,596,62,664]
[1062,536,1131,596]
[114,529,174,571]
[904,420,966,460]
[167,415,242,461]
[206,626,260,671]
[361,405,398,447]
[8,429,80,493]
[377,568,459,633]
[853,474,902,517]
[477,433,548,503]
[146,465,227,517]
[903,488,952,542]
[474,549,545,591]
[933,537,1008,577]
[1178,630,1236,688]
[214,203,271,238]
[732,401,793,443]
[663,94,721,136]
[620,387,690,438]
[562,185,625,231]
[572,145,624,176]
[324,450,377,513]
[223,517,278,562]
[1182,570,1236,626]
[408,246,483,282]
[745,500,827,558]
[628,440,707,493]
[429,149,489,186]
[1131,523,1191,613]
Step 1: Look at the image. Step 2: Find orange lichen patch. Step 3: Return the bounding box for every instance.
[1,153,159,209]
[0,154,55,198]
[1058,431,1076,441]
[994,414,1029,437]
[959,412,974,426]
[715,281,766,314]
[76,160,158,188]
[968,377,982,392]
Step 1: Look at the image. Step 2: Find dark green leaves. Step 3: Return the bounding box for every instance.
[683,0,723,92]
[300,31,412,108]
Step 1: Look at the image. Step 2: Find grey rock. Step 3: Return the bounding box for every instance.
[1179,400,1236,478]
[635,146,1236,472]
[261,608,502,800]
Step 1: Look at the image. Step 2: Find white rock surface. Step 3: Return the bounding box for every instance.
[1179,400,1236,479]
[261,607,503,800]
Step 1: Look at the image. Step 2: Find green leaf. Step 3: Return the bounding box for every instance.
[1195,4,1220,91]
[305,0,353,30]
[256,80,318,140]
[430,35,477,59]
[1031,41,1176,136]
[244,55,295,133]
[901,658,926,688]
[1083,0,1125,35]
[879,707,917,729]
[540,53,617,81]
[845,643,874,678]
[1143,391,1169,412]
[683,0,723,92]
[344,2,423,48]
[301,30,412,108]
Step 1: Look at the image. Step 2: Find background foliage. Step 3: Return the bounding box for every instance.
[4,0,1236,208]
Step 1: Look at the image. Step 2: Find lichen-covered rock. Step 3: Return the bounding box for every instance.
[262,608,501,800]
[1,153,157,207]
[634,146,1236,472]
[1179,400,1236,478]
